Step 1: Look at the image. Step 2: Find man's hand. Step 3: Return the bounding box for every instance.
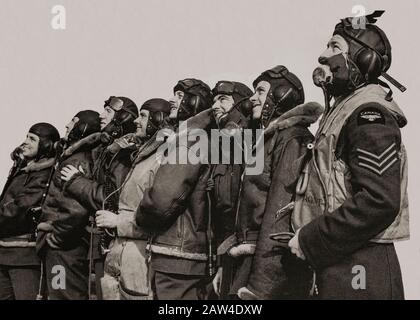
[212,267,223,297]
[96,210,118,229]
[288,228,306,260]
[37,222,53,232]
[60,165,85,182]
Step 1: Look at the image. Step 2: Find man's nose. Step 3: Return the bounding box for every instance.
[169,95,176,104]
[318,49,332,64]
[250,92,258,103]
[211,101,220,110]
[318,56,328,65]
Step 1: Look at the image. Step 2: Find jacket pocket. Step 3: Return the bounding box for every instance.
[213,165,232,211]
[119,240,150,296]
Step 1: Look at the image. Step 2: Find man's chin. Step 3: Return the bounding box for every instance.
[135,131,146,139]
[214,113,223,122]
[22,152,35,159]
[326,81,351,98]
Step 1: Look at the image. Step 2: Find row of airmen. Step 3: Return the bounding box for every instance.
[0,11,409,300]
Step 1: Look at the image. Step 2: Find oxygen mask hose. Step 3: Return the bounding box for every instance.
[312,65,332,114]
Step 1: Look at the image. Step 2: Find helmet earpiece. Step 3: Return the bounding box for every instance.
[190,95,199,112]
[185,95,209,116]
[109,120,123,137]
[355,48,383,80]
[37,139,54,160]
[178,94,198,121]
[150,111,164,125]
[273,86,292,104]
[238,99,253,117]
[145,111,169,139]
[45,140,54,157]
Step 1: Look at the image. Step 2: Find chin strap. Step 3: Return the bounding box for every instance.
[381,72,407,93]
[321,84,332,114]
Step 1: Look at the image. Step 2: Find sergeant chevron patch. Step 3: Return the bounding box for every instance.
[357,143,398,176]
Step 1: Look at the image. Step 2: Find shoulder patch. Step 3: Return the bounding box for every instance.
[357,107,385,126]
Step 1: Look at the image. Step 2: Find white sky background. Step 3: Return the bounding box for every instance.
[0,0,419,299]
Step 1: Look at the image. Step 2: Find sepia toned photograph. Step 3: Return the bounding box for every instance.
[0,0,418,306]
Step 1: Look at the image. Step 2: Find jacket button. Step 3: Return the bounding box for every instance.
[307,143,314,150]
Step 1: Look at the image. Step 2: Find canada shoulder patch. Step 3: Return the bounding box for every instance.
[357,107,385,126]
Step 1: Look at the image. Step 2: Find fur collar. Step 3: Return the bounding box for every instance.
[62,132,102,157]
[22,157,55,173]
[106,133,138,154]
[264,102,324,137]
[132,132,167,164]
[183,109,214,131]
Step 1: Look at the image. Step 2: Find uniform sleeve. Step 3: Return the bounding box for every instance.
[0,173,48,237]
[115,168,156,239]
[64,153,132,212]
[136,146,202,231]
[64,175,105,212]
[5,175,47,215]
[49,157,92,246]
[116,213,144,238]
[299,102,403,270]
